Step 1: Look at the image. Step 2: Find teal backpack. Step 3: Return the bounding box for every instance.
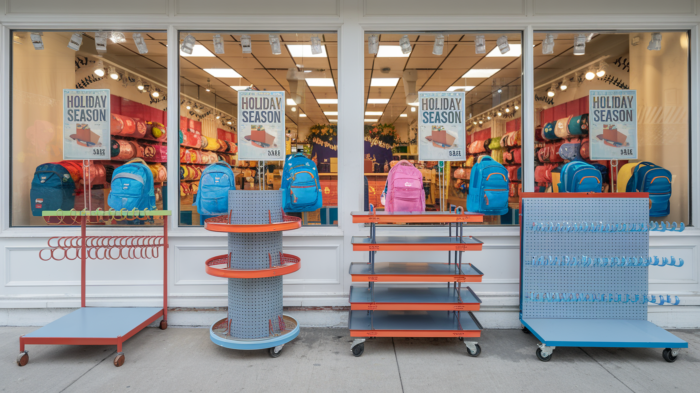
[558,161,602,193]
[467,156,509,215]
[281,153,322,213]
[193,161,236,215]
[108,158,156,211]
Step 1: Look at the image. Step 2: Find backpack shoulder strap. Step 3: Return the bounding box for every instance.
[126,158,148,167]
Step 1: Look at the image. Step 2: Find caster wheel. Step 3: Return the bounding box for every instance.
[17,352,28,367]
[458,337,464,342]
[114,353,125,367]
[536,348,552,362]
[268,347,282,358]
[662,348,677,363]
[159,320,168,330]
[522,326,531,334]
[466,344,481,357]
[352,343,365,357]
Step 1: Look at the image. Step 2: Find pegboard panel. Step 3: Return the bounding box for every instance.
[227,277,284,339]
[228,232,283,269]
[521,197,649,320]
[228,190,283,225]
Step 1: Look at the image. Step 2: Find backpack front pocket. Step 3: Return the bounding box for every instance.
[483,189,508,211]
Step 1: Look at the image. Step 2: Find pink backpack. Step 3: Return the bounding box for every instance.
[382,160,425,212]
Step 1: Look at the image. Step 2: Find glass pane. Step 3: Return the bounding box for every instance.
[11,31,168,226]
[532,31,690,225]
[178,32,339,226]
[364,32,522,225]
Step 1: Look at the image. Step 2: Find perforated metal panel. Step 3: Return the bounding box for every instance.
[521,198,649,320]
[225,190,285,339]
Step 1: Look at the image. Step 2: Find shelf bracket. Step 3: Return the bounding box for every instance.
[537,342,556,357]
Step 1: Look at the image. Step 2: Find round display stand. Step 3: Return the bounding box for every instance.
[209,315,300,351]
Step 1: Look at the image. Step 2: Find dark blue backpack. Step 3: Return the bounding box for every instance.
[108,158,155,211]
[193,161,236,215]
[467,156,509,215]
[30,163,76,216]
[558,161,602,193]
[281,153,322,213]
[626,161,672,217]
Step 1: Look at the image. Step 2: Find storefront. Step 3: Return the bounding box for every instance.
[1,0,698,328]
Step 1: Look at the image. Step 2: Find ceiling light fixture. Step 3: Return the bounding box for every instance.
[487,44,522,57]
[487,114,492,120]
[300,114,307,117]
[205,68,241,78]
[181,34,196,55]
[648,33,662,51]
[310,35,323,55]
[370,78,400,87]
[241,34,252,53]
[231,86,249,91]
[329,119,338,123]
[108,66,119,80]
[93,59,105,77]
[596,62,607,77]
[496,35,510,55]
[367,98,390,104]
[213,34,224,54]
[547,83,556,97]
[514,102,519,110]
[573,34,586,56]
[368,34,379,54]
[399,35,412,55]
[68,33,82,51]
[186,101,191,110]
[287,44,327,58]
[324,111,338,116]
[463,69,500,78]
[205,78,212,92]
[227,120,232,125]
[475,35,485,54]
[560,77,568,91]
[365,111,382,116]
[364,119,378,122]
[505,106,510,113]
[306,78,334,87]
[291,107,297,112]
[132,33,148,54]
[216,113,221,120]
[316,99,338,104]
[269,35,282,55]
[30,32,44,50]
[411,107,416,112]
[433,34,444,56]
[95,32,108,53]
[400,114,408,117]
[180,44,215,57]
[497,110,503,116]
[447,86,475,92]
[585,67,596,80]
[542,33,555,55]
[286,99,297,106]
[376,45,410,57]
[136,78,144,91]
[151,89,160,98]
[479,119,483,125]
[109,32,126,44]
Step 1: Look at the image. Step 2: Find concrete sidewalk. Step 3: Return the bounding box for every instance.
[2,327,699,393]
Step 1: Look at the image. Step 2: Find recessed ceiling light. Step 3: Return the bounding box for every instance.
[324,111,338,115]
[206,68,241,78]
[300,114,307,117]
[463,69,500,78]
[447,86,475,92]
[377,46,410,57]
[180,44,215,57]
[364,119,378,122]
[306,78,334,87]
[230,86,248,91]
[287,44,327,58]
[329,119,338,123]
[370,78,400,87]
[286,99,297,106]
[400,114,408,117]
[316,98,338,104]
[365,111,382,116]
[408,102,419,106]
[367,98,390,104]
[487,44,522,57]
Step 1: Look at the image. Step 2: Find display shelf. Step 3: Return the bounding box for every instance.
[350,286,481,311]
[210,315,300,350]
[351,210,483,224]
[351,236,482,252]
[349,310,482,337]
[204,212,301,233]
[205,253,300,278]
[349,262,483,282]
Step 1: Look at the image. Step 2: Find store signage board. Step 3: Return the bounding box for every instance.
[418,91,466,162]
[237,91,285,161]
[589,90,638,160]
[63,89,111,160]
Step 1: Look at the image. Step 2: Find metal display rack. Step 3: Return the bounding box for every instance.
[203,190,301,358]
[349,208,485,357]
[519,193,688,362]
[18,209,171,367]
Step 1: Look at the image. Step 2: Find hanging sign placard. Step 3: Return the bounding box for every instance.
[589,90,637,160]
[238,91,285,161]
[418,91,465,161]
[63,89,110,160]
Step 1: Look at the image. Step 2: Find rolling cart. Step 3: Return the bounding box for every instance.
[519,193,688,362]
[348,207,484,357]
[18,210,171,367]
[203,190,301,357]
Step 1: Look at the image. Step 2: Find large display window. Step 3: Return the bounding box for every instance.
[529,31,690,225]
[363,32,522,225]
[177,32,339,227]
[11,31,168,226]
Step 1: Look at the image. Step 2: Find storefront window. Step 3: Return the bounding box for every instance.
[532,31,690,225]
[178,32,339,226]
[363,32,522,224]
[11,31,168,226]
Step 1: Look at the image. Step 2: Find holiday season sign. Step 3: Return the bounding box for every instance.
[63,89,110,160]
[418,91,466,161]
[589,90,638,160]
[238,91,285,161]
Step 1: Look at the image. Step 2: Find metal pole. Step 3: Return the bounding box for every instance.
[163,216,168,322]
[81,215,86,308]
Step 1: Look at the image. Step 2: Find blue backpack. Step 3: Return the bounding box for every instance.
[30,163,76,216]
[193,161,236,215]
[108,158,156,211]
[467,156,509,215]
[625,161,672,217]
[558,161,602,193]
[281,153,322,213]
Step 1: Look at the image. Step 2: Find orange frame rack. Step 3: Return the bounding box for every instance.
[348,206,485,357]
[17,210,171,368]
